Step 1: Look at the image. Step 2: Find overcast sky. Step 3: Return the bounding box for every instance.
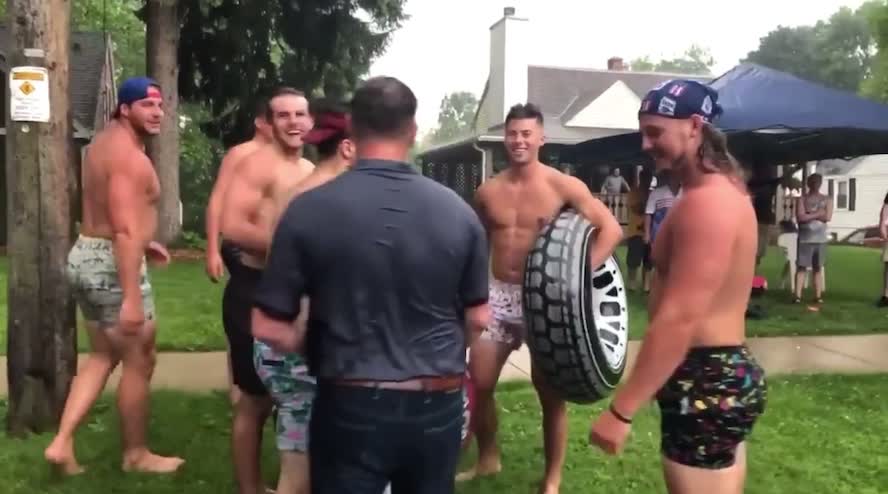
[367,0,868,134]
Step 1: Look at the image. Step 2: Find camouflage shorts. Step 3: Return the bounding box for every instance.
[254,340,316,452]
[67,235,155,328]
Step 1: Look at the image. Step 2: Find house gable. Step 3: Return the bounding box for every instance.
[563,80,641,130]
[527,65,709,121]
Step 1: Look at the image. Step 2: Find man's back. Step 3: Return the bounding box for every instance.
[284,159,486,381]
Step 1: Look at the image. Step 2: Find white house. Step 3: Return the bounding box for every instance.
[814,155,888,239]
[416,6,708,208]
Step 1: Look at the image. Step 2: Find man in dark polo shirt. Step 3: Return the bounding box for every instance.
[250,76,490,494]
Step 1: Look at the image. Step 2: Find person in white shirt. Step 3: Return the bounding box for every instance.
[644,169,681,246]
[601,167,630,195]
[879,191,888,307]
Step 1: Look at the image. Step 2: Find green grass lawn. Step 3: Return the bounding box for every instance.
[0,374,885,493]
[621,243,888,339]
[0,243,885,355]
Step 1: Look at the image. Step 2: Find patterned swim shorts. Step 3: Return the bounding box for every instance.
[479,277,525,350]
[66,235,155,328]
[656,345,767,469]
[254,340,316,453]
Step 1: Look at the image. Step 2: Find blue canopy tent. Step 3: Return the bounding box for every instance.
[562,63,888,167]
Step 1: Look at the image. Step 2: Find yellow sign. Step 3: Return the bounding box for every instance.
[19,81,35,96]
[9,66,50,123]
[12,71,45,82]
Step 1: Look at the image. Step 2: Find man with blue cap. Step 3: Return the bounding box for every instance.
[45,76,185,475]
[590,80,767,494]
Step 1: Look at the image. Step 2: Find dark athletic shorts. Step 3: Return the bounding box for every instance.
[656,345,767,469]
[221,247,269,397]
[625,235,651,270]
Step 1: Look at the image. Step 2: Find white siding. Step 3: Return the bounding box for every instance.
[847,154,888,176]
[819,155,888,239]
[823,174,888,239]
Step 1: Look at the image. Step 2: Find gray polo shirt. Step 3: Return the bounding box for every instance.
[252,159,489,381]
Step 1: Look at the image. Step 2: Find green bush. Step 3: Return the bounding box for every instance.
[179,103,224,238]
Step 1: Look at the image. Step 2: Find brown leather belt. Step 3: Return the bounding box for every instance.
[332,375,464,392]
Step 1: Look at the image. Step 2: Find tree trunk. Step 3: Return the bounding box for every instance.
[5,0,77,437]
[145,0,181,244]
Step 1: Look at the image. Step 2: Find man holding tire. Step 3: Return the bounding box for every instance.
[589,80,767,494]
[460,103,623,494]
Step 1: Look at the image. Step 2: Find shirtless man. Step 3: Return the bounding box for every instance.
[219,86,315,494]
[461,103,623,494]
[206,98,273,282]
[589,80,767,494]
[205,99,273,405]
[253,103,354,494]
[44,76,184,475]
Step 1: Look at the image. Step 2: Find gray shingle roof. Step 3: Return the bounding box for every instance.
[526,65,710,123]
[486,119,635,144]
[0,25,108,131]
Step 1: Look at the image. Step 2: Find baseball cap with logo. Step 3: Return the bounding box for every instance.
[638,79,722,123]
[113,76,162,118]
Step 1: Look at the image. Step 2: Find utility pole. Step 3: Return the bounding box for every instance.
[5,0,77,437]
[145,0,181,244]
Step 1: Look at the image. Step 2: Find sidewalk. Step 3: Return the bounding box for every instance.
[1,334,887,396]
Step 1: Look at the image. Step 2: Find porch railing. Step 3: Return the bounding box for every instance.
[593,194,799,226]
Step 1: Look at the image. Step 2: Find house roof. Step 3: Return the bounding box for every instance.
[423,64,710,158]
[527,65,710,122]
[0,25,108,131]
[486,119,633,144]
[816,157,864,176]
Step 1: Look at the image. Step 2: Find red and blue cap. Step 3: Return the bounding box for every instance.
[114,76,162,117]
[638,79,722,123]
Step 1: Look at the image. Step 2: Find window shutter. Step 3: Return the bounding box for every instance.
[828,179,834,198]
[849,178,856,211]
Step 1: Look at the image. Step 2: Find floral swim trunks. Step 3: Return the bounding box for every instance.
[656,344,767,469]
[254,340,316,453]
[478,277,526,350]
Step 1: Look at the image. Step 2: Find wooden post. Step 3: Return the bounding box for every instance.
[145,0,181,244]
[5,0,77,436]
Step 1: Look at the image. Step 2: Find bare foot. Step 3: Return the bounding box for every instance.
[455,458,502,482]
[537,482,560,494]
[44,438,85,476]
[122,451,185,474]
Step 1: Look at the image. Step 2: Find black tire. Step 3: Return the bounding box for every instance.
[522,208,630,404]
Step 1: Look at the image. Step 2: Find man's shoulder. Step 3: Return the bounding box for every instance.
[235,147,280,181]
[225,140,261,160]
[545,167,586,194]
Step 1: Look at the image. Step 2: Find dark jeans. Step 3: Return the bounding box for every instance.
[309,381,464,494]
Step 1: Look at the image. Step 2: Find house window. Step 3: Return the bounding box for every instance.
[827,177,856,211]
[837,180,848,209]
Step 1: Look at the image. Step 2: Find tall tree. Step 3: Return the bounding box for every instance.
[5,0,77,436]
[73,0,146,78]
[177,0,409,146]
[862,1,888,102]
[630,44,715,75]
[429,91,478,145]
[745,2,880,91]
[145,0,181,243]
